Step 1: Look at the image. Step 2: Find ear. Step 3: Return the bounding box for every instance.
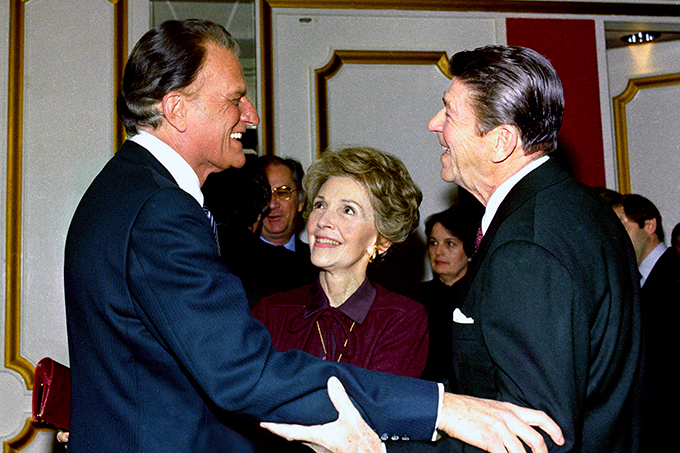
[375,237,392,254]
[160,91,189,133]
[644,218,657,236]
[490,125,519,164]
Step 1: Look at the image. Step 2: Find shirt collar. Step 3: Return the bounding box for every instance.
[304,278,376,324]
[481,155,550,233]
[129,131,204,206]
[261,235,296,251]
[639,242,667,285]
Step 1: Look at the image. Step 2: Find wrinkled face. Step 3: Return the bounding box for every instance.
[427,79,490,191]
[307,176,380,276]
[184,43,259,173]
[262,163,304,245]
[428,222,469,285]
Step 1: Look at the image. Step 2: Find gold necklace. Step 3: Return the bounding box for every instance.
[316,320,356,362]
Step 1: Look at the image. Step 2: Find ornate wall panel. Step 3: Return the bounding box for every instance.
[3,1,127,451]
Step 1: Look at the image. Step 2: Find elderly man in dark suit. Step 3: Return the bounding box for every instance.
[64,20,561,453]
[267,46,643,453]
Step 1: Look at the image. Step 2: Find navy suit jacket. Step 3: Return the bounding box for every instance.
[64,140,438,452]
[389,159,644,453]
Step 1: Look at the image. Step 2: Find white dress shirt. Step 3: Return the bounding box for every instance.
[129,131,203,206]
[639,242,667,286]
[481,155,550,234]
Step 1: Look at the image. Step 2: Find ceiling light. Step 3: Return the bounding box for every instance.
[621,32,661,44]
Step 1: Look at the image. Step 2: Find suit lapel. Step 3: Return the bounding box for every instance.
[116,140,178,187]
[458,159,570,305]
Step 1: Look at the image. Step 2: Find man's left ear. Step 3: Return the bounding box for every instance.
[160,91,189,132]
[644,218,658,236]
[490,125,519,163]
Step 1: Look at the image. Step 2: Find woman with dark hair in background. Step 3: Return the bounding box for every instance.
[407,203,481,384]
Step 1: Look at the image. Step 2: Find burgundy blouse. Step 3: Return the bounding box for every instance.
[252,278,429,378]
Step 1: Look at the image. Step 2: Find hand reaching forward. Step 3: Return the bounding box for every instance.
[262,376,564,453]
[439,392,564,453]
[261,376,384,453]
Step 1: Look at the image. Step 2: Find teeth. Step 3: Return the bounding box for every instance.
[316,238,340,245]
[442,146,450,152]
[231,132,242,140]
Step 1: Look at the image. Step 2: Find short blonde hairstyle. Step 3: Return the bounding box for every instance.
[303,146,422,247]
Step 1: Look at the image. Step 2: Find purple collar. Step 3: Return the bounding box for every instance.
[304,277,376,325]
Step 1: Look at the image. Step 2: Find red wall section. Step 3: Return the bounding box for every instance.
[506,18,605,187]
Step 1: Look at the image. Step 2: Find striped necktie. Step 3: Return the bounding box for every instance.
[202,206,220,255]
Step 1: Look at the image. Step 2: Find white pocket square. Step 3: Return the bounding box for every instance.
[453,308,474,324]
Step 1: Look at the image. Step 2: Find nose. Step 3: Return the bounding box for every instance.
[428,108,445,133]
[315,208,334,229]
[433,243,445,256]
[241,97,260,126]
[268,193,280,210]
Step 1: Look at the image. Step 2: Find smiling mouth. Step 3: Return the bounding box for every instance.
[230,132,243,141]
[316,237,340,246]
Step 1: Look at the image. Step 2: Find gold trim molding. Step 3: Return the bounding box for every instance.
[612,72,680,194]
[260,0,680,156]
[264,1,680,16]
[314,50,451,157]
[3,420,51,453]
[4,0,127,450]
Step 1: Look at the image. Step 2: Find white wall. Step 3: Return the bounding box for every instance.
[2,1,679,452]
[607,39,680,243]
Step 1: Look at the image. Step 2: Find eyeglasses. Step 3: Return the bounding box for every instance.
[271,185,297,201]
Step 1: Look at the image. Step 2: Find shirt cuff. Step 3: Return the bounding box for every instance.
[432,382,444,441]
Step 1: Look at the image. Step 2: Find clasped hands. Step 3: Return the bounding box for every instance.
[261,377,564,453]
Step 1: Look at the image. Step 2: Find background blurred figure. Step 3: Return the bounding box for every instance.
[253,146,428,378]
[258,156,307,251]
[406,200,482,384]
[672,222,680,255]
[203,158,315,307]
[612,193,680,451]
[612,193,667,280]
[593,186,622,207]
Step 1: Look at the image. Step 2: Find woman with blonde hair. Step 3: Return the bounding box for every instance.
[253,146,428,378]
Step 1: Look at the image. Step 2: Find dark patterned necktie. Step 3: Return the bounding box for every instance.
[202,206,220,255]
[474,225,483,254]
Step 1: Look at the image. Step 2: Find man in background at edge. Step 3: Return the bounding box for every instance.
[264,45,643,452]
[63,20,562,453]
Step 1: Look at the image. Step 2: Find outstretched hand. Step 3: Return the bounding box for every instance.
[438,393,564,453]
[261,376,384,453]
[261,377,564,453]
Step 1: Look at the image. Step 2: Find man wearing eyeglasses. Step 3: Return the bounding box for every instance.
[258,155,309,257]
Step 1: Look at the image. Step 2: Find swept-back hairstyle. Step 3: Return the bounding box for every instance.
[617,193,665,243]
[303,146,422,247]
[117,19,239,136]
[449,45,564,155]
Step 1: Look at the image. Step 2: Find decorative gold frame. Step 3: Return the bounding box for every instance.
[4,1,127,451]
[314,50,451,157]
[259,0,680,155]
[612,72,680,194]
